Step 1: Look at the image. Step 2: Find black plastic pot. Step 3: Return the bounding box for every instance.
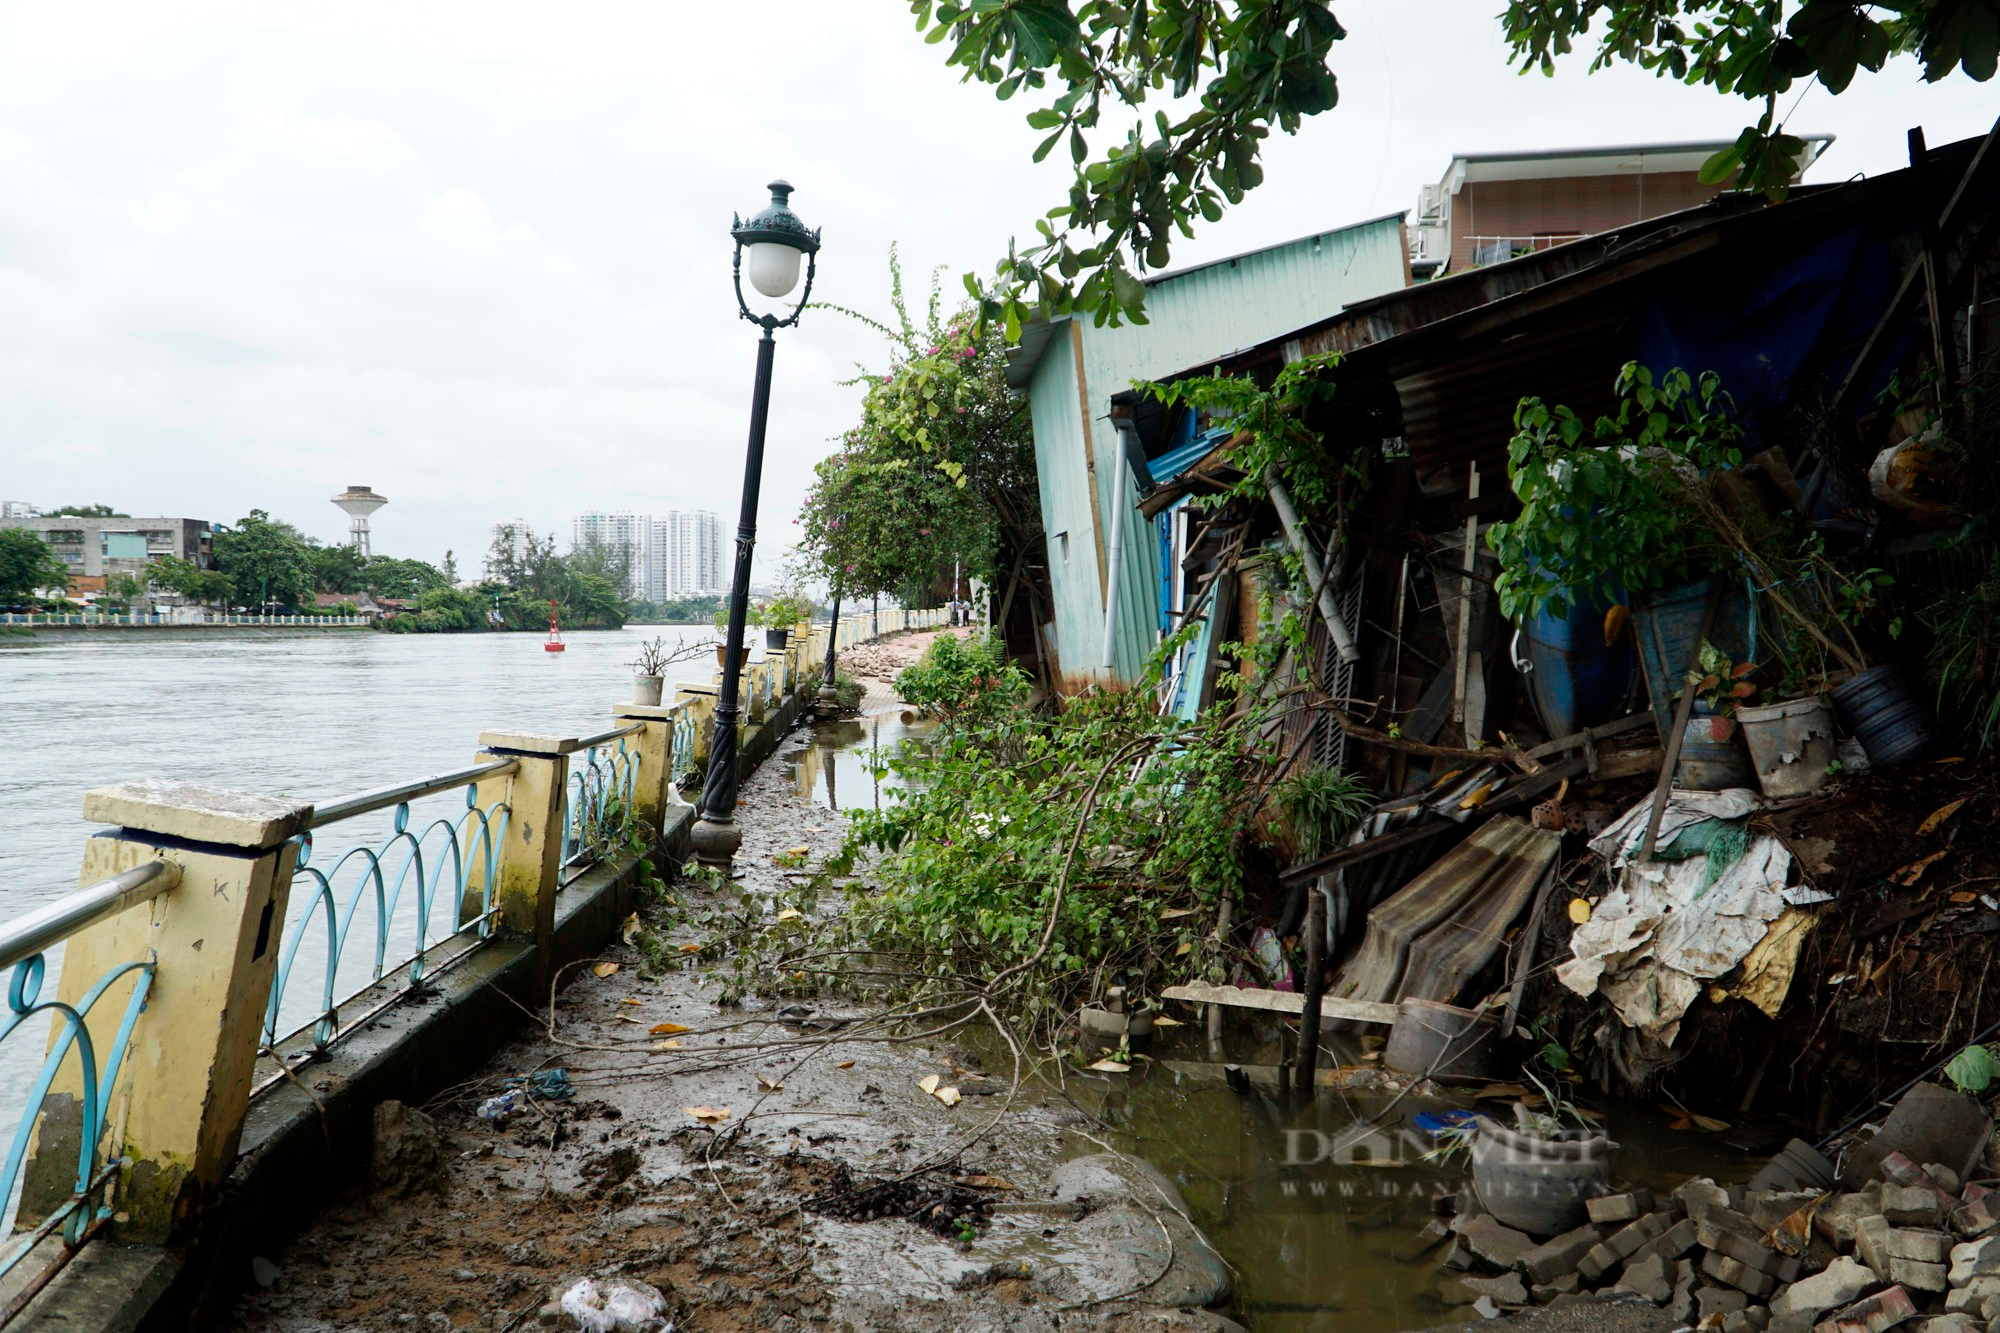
[764,628,791,652]
[1832,663,1945,768]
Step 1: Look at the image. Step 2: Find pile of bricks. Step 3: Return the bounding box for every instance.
[1429,1150,2000,1331]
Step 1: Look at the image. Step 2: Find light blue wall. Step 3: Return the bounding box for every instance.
[1026,214,1411,686]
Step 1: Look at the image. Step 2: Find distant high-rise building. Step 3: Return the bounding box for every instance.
[1,501,40,520]
[572,512,651,600]
[656,510,724,596]
[487,518,532,579]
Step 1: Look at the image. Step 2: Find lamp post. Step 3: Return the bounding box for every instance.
[689,180,822,871]
[818,585,841,706]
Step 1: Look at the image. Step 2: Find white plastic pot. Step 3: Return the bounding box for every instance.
[1738,695,1837,798]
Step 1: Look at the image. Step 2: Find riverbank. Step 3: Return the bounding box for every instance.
[223,628,1246,1333]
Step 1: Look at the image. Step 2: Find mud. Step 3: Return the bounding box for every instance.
[223,628,1234,1333]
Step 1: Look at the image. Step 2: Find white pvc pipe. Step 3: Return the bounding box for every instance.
[1101,465,1128,671]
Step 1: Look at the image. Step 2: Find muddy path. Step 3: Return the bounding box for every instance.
[223,629,1241,1333]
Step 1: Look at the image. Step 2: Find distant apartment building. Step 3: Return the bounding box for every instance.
[574,509,724,602]
[653,510,724,598]
[0,514,213,580]
[1407,137,1832,277]
[572,512,651,600]
[487,518,532,578]
[1,500,39,519]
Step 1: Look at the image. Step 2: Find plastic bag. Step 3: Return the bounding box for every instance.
[477,1089,527,1124]
[559,1277,670,1332]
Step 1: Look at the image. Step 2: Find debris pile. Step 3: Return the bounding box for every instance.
[1430,1082,2000,1331]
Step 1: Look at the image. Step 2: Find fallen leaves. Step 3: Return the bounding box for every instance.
[1892,849,1951,887]
[677,943,702,954]
[1568,898,1593,924]
[1174,941,1191,956]
[1158,907,1197,921]
[592,962,620,979]
[773,908,804,922]
[620,913,641,944]
[1086,1059,1131,1073]
[917,1074,961,1106]
[1151,1015,1182,1027]
[650,1022,691,1036]
[957,1175,1017,1191]
[653,1040,681,1050]
[756,1074,783,1092]
[837,1060,855,1069]
[1918,799,1966,838]
[683,1106,730,1124]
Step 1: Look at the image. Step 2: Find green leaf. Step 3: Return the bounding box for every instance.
[1947,1044,2000,1094]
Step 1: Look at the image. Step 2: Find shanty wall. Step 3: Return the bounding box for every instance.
[1028,213,1412,689]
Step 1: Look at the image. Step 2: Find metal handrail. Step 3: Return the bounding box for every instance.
[307,758,520,829]
[574,722,644,750]
[0,862,180,973]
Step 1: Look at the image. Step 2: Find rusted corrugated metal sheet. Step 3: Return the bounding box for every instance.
[1327,815,1561,1014]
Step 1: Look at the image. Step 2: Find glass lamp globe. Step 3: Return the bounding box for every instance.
[746,241,803,299]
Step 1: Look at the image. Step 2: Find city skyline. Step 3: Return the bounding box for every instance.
[571,509,725,602]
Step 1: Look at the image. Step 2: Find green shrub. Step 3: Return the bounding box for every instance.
[893,631,1028,723]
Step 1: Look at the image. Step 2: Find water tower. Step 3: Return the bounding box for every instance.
[331,485,388,558]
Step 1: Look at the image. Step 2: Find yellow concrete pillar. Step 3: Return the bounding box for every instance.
[610,707,673,831]
[23,782,312,1243]
[472,732,571,942]
[673,684,717,770]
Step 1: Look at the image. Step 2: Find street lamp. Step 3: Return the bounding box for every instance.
[689,180,822,871]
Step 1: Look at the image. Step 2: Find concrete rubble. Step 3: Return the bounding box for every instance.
[1427,1082,2000,1333]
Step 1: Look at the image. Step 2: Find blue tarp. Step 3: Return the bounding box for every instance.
[1632,223,1906,454]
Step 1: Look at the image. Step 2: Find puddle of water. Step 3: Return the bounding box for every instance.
[1070,1022,1758,1331]
[783,710,932,812]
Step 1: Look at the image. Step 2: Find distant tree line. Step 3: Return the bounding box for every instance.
[626,594,728,625]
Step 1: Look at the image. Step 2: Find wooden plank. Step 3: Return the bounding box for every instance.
[1160,982,1398,1027]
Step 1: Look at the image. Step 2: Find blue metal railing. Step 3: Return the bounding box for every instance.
[263,760,517,1056]
[561,728,643,878]
[0,861,178,1283]
[670,704,698,794]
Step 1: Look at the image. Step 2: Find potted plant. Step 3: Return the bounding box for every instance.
[630,637,671,706]
[711,606,732,665]
[755,591,812,652]
[1673,641,1760,790]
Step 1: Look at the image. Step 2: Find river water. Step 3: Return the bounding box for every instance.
[0,625,727,1137]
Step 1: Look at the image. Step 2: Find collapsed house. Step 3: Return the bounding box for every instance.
[1050,121,2000,1122]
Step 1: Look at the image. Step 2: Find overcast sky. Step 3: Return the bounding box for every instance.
[1,2,1992,581]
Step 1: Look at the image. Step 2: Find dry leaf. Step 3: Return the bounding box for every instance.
[1892,850,1951,886]
[918,1074,941,1096]
[653,1039,681,1050]
[784,845,810,858]
[1152,1015,1183,1027]
[837,1060,855,1069]
[957,1175,1017,1191]
[677,943,702,954]
[1952,891,1980,905]
[934,1085,962,1106]
[1458,784,1495,811]
[1087,1059,1132,1073]
[650,1022,691,1035]
[1689,1113,1731,1132]
[683,1106,730,1124]
[620,998,641,1007]
[1174,941,1191,956]
[774,908,804,922]
[756,1075,783,1092]
[617,1014,641,1024]
[592,962,620,979]
[1158,907,1197,920]
[1918,799,1966,837]
[1568,898,1593,924]
[620,912,641,944]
